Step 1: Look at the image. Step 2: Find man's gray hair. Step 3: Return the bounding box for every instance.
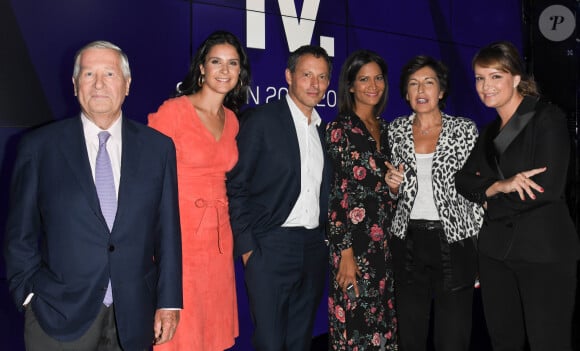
[72,40,131,81]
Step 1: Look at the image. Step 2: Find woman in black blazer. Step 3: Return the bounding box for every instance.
[456,41,580,350]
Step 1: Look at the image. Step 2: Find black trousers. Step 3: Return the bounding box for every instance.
[479,253,578,351]
[243,226,328,351]
[25,304,124,351]
[392,221,475,351]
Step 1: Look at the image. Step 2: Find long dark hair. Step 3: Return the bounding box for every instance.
[338,49,388,116]
[177,31,251,114]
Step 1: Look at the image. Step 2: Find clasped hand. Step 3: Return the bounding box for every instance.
[385,161,405,195]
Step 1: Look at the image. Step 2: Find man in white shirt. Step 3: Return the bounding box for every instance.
[227,45,332,351]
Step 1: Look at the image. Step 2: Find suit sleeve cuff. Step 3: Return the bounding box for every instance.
[23,293,34,306]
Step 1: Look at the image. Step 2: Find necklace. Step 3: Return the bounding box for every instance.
[414,117,442,135]
[417,125,441,135]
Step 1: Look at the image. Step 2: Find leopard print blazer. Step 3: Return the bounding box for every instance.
[387,112,484,243]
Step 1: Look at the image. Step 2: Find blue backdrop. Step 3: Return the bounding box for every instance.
[0,0,524,349]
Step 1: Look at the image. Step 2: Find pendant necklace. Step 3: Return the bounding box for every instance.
[415,118,441,135]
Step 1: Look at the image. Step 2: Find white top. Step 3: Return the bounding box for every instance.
[282,94,324,228]
[410,152,440,220]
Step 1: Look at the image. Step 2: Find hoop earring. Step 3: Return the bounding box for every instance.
[197,75,205,87]
[237,79,243,88]
[234,79,244,94]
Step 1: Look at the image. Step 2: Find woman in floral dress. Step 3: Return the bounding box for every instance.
[326,50,398,350]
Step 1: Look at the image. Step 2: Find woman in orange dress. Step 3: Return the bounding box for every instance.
[148,31,251,350]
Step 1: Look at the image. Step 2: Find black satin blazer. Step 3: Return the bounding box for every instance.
[455,96,580,262]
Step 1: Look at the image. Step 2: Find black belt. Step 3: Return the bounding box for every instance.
[408,219,443,231]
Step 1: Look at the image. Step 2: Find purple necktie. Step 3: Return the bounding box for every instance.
[95,131,116,306]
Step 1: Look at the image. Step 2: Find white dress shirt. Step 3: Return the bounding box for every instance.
[282,94,324,229]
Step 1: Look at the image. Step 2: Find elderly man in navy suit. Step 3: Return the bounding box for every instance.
[4,41,182,351]
[227,45,332,351]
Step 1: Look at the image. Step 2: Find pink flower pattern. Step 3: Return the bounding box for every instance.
[349,207,366,224]
[331,128,342,143]
[335,305,346,323]
[353,166,367,180]
[326,114,397,350]
[370,224,384,242]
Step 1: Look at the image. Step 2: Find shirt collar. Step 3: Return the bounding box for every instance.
[81,113,123,142]
[285,94,322,127]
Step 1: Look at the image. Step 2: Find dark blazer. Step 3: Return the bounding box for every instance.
[456,96,580,262]
[227,98,331,258]
[4,116,182,350]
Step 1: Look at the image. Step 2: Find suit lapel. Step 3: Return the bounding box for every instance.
[493,97,537,155]
[480,119,503,178]
[115,119,142,229]
[280,100,301,173]
[316,121,325,145]
[487,97,538,178]
[59,117,108,228]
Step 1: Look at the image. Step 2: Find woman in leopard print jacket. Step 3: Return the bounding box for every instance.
[385,56,483,351]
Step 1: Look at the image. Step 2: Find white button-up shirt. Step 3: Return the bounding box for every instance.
[282,95,324,229]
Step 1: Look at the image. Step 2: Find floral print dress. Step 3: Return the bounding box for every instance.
[326,113,398,350]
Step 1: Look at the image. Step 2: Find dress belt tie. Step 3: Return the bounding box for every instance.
[194,198,227,254]
[194,198,227,208]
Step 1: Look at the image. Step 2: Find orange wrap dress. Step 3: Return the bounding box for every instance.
[148,95,239,350]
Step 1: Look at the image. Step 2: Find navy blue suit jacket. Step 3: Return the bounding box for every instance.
[227,98,331,258]
[4,116,182,350]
